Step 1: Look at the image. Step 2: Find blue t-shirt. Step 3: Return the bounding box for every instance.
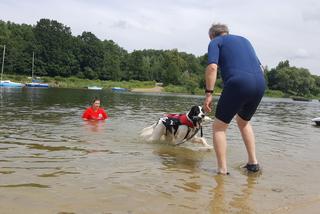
[207,34,262,82]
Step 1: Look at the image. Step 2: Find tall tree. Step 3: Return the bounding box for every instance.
[34,19,77,76]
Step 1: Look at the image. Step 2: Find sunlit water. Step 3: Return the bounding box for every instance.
[0,88,319,213]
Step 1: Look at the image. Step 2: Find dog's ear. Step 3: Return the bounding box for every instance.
[188,106,200,118]
[198,106,204,114]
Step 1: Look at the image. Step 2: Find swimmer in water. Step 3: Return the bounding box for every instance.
[82,98,108,121]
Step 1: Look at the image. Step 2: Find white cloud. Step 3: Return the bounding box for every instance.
[0,0,320,75]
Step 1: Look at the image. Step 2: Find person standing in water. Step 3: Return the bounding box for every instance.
[82,98,108,120]
[203,23,265,174]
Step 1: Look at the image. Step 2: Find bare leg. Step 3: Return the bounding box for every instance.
[236,115,258,164]
[213,119,229,174]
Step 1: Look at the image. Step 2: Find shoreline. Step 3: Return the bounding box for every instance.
[2,74,318,99]
[131,86,164,93]
[130,86,222,96]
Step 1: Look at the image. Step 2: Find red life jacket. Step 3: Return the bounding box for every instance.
[164,113,194,128]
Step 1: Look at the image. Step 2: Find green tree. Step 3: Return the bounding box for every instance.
[100,40,125,80]
[163,62,180,85]
[78,31,104,78]
[266,60,316,96]
[33,19,78,76]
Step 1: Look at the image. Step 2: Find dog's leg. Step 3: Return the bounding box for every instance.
[191,136,213,151]
[174,126,189,145]
[149,122,166,142]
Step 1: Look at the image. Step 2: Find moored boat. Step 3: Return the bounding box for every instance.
[111,87,128,92]
[88,86,103,90]
[25,82,49,88]
[25,52,49,88]
[1,45,24,88]
[0,80,24,87]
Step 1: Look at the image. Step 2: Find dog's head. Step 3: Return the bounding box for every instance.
[187,106,206,127]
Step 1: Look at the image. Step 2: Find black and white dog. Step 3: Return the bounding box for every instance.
[140,106,213,149]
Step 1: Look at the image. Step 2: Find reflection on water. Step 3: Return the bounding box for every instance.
[154,145,204,173]
[0,88,320,213]
[0,183,50,188]
[210,174,260,214]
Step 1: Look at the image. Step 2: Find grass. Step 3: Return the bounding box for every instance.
[264,89,285,98]
[2,74,155,89]
[164,84,223,95]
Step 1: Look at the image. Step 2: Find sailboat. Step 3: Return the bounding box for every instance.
[0,45,24,88]
[25,52,49,88]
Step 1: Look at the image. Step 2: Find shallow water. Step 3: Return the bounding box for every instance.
[0,87,319,213]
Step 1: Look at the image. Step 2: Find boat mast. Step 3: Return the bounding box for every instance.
[31,52,34,80]
[1,45,5,82]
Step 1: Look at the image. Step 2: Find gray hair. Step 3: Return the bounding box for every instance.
[208,23,229,38]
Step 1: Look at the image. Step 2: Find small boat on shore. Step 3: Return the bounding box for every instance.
[111,87,128,92]
[25,82,49,88]
[25,52,49,88]
[312,117,320,126]
[88,86,102,90]
[0,80,24,87]
[1,45,24,88]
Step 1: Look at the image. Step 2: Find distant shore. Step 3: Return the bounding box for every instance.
[131,86,223,96]
[2,74,319,99]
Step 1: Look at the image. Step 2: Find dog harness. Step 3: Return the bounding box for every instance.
[161,113,203,145]
[163,114,194,128]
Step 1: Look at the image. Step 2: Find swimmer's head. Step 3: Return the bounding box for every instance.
[91,97,101,110]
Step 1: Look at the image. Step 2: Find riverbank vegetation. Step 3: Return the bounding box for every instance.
[1,74,155,90]
[1,19,320,98]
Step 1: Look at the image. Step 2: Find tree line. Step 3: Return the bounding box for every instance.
[0,19,319,97]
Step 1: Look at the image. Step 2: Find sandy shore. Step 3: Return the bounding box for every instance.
[131,86,164,93]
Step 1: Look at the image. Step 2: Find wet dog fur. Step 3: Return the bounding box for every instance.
[140,106,213,150]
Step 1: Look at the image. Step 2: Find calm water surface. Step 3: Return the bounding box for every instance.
[0,88,319,214]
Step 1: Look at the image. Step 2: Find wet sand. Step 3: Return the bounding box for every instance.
[131,86,164,93]
[271,196,320,214]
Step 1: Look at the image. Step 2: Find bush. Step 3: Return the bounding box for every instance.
[264,90,285,97]
[164,85,188,93]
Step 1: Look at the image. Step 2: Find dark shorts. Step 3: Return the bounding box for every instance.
[215,73,265,124]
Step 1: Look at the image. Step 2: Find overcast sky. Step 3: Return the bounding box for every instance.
[1,0,320,75]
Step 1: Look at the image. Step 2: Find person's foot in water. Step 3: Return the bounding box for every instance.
[217,171,230,175]
[244,163,260,172]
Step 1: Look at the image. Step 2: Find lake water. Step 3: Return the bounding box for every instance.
[0,87,319,214]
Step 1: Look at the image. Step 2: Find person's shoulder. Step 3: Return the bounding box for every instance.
[230,34,249,41]
[84,107,93,112]
[211,34,235,44]
[209,36,223,47]
[211,35,224,42]
[224,35,252,45]
[98,108,106,112]
[82,107,92,118]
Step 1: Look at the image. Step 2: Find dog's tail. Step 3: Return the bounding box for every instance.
[140,123,157,138]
